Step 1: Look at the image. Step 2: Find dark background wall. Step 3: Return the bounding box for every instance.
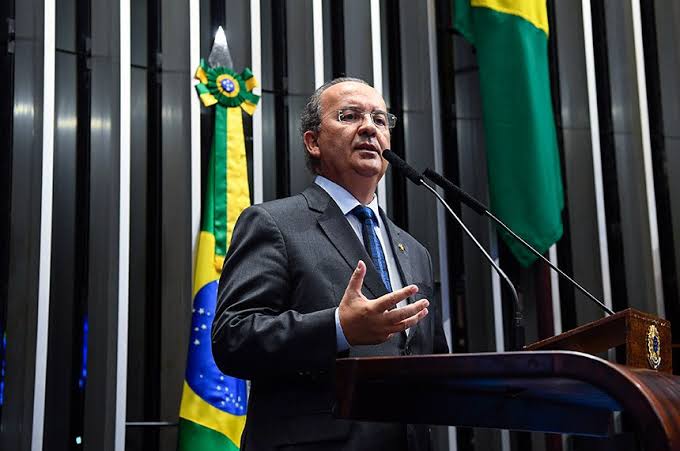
[2,1,680,450]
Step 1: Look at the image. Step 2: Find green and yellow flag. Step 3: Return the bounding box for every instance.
[177,34,259,450]
[454,0,564,265]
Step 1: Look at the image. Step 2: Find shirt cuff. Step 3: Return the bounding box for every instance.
[335,307,351,352]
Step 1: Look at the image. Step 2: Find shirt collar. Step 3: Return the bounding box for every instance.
[314,175,382,223]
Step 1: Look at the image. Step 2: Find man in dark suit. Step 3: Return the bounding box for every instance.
[212,77,449,451]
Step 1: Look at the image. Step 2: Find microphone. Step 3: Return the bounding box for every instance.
[421,167,614,317]
[385,150,423,185]
[383,149,525,350]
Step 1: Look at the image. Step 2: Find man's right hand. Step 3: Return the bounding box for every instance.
[337,260,429,346]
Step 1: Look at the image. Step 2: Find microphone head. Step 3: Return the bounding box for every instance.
[382,149,422,185]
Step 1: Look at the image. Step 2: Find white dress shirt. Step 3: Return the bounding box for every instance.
[314,176,407,351]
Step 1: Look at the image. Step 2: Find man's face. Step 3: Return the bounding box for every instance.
[306,81,391,193]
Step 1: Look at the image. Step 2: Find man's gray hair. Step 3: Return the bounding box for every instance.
[299,77,370,173]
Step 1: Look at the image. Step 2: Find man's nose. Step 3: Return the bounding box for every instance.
[357,113,378,135]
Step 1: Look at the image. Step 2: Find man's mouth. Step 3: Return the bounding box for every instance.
[355,143,380,154]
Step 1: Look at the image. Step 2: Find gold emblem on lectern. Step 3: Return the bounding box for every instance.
[646,325,661,370]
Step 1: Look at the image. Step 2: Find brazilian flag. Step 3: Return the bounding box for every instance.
[454,0,564,266]
[177,60,259,450]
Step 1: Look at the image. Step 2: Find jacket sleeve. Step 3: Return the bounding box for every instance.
[211,205,338,380]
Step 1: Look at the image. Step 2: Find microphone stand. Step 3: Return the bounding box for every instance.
[382,149,526,350]
[485,210,613,316]
[420,181,525,350]
[422,168,614,316]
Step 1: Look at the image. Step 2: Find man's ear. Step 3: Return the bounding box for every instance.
[303,130,321,159]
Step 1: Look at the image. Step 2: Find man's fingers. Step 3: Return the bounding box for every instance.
[374,284,419,311]
[386,308,429,334]
[345,260,367,294]
[384,299,429,323]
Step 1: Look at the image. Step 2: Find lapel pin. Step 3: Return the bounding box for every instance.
[398,243,406,253]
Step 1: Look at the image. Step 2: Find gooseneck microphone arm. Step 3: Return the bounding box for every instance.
[420,182,525,350]
[383,150,525,350]
[487,210,613,316]
[422,168,614,316]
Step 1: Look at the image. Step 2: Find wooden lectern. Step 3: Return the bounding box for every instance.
[334,309,680,450]
[526,308,672,373]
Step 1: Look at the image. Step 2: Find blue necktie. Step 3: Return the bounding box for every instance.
[350,205,392,292]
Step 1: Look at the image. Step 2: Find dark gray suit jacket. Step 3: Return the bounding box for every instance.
[212,184,449,451]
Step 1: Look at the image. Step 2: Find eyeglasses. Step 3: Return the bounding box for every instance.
[337,107,397,129]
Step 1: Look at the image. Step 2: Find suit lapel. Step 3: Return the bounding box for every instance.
[303,185,388,299]
[381,209,420,345]
[381,209,414,297]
